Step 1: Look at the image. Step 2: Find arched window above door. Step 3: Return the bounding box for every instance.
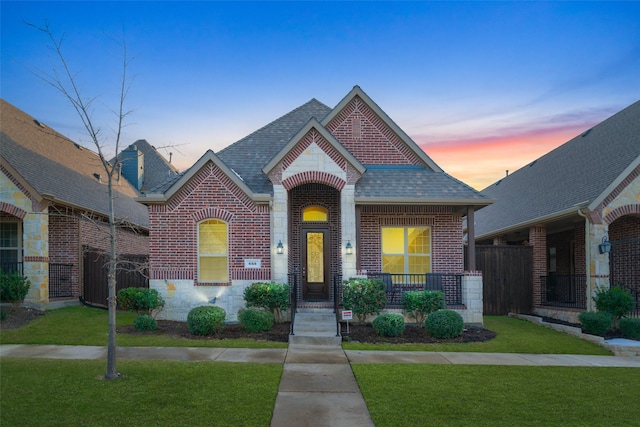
[302,206,328,222]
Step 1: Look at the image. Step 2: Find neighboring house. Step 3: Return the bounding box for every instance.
[113,139,179,193]
[138,86,492,324]
[0,99,150,309]
[475,100,640,322]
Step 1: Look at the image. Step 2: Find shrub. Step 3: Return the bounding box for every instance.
[402,290,445,326]
[342,278,387,324]
[118,287,165,315]
[238,308,274,332]
[0,271,31,307]
[593,285,635,319]
[133,314,158,331]
[187,306,226,335]
[620,318,640,340]
[0,309,6,321]
[424,309,464,339]
[578,311,613,336]
[372,313,405,337]
[243,282,290,322]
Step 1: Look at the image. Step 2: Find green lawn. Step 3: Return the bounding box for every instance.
[353,364,640,426]
[0,305,287,348]
[343,316,612,355]
[0,358,282,427]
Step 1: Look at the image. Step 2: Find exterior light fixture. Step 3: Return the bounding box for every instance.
[599,236,612,254]
[277,240,284,255]
[345,241,353,255]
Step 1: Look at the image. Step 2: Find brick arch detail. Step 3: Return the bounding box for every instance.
[282,171,346,191]
[0,202,27,219]
[605,204,640,225]
[192,207,234,223]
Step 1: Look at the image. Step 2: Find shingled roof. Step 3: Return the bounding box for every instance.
[0,99,149,228]
[151,87,490,208]
[114,139,178,192]
[475,100,640,239]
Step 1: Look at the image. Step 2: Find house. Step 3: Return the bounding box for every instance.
[474,100,640,322]
[0,99,151,308]
[138,86,492,324]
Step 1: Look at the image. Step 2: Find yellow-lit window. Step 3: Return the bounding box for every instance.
[198,219,228,282]
[382,227,431,275]
[302,206,328,222]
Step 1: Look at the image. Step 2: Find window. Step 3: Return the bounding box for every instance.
[0,223,21,270]
[381,227,431,275]
[198,219,228,283]
[302,206,328,222]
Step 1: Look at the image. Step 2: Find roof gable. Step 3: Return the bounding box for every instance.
[114,139,178,193]
[323,86,442,171]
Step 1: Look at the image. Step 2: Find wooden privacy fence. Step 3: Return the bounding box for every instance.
[83,248,149,307]
[475,245,533,315]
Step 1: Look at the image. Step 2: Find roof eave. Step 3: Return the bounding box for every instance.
[355,197,494,206]
[588,154,640,211]
[475,206,583,240]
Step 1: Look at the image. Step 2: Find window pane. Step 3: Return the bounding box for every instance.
[199,256,228,282]
[307,232,324,282]
[382,255,404,274]
[199,220,227,254]
[0,223,18,248]
[303,206,328,222]
[408,256,431,274]
[1,249,18,264]
[382,228,404,254]
[408,228,430,254]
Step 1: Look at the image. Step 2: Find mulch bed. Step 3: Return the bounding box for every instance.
[117,319,496,344]
[0,306,45,329]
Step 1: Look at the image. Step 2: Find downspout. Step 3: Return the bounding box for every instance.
[576,208,591,311]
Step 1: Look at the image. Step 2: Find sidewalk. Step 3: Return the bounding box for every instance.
[2,344,639,366]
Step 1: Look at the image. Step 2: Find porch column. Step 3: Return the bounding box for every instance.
[588,223,611,311]
[529,225,547,306]
[341,184,357,279]
[271,185,288,284]
[467,206,476,271]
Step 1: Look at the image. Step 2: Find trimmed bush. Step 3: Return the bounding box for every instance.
[372,313,405,337]
[187,306,226,336]
[620,318,640,340]
[578,311,613,336]
[424,309,464,339]
[238,308,274,333]
[593,285,635,319]
[118,287,165,315]
[133,314,158,331]
[0,271,30,307]
[342,278,387,324]
[243,282,290,322]
[402,290,445,326]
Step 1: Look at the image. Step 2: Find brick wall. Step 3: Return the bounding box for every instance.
[325,96,424,166]
[148,162,270,284]
[358,205,464,273]
[529,225,547,306]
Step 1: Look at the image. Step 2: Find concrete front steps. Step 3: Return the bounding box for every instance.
[289,308,342,346]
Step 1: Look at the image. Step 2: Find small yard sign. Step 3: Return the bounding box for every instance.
[342,310,353,321]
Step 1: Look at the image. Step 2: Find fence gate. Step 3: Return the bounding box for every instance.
[83,248,149,307]
[475,245,533,315]
[610,237,640,318]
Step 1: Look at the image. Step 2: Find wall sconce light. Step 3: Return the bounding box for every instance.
[277,240,284,255]
[345,241,353,255]
[598,236,612,254]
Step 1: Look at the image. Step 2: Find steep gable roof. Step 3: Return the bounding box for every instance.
[475,100,640,238]
[217,99,332,194]
[0,99,149,228]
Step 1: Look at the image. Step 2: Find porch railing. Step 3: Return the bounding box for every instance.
[368,272,463,307]
[540,274,587,309]
[333,273,342,337]
[0,262,23,275]
[50,263,74,298]
[288,272,298,335]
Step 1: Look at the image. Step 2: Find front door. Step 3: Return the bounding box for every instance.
[301,228,330,300]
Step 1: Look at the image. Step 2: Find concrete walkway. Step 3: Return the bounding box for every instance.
[2,344,640,367]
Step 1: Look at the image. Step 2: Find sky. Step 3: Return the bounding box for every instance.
[2,1,639,190]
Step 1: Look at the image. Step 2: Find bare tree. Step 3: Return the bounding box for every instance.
[28,23,133,379]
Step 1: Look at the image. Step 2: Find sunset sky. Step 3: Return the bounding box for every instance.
[2,1,639,190]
